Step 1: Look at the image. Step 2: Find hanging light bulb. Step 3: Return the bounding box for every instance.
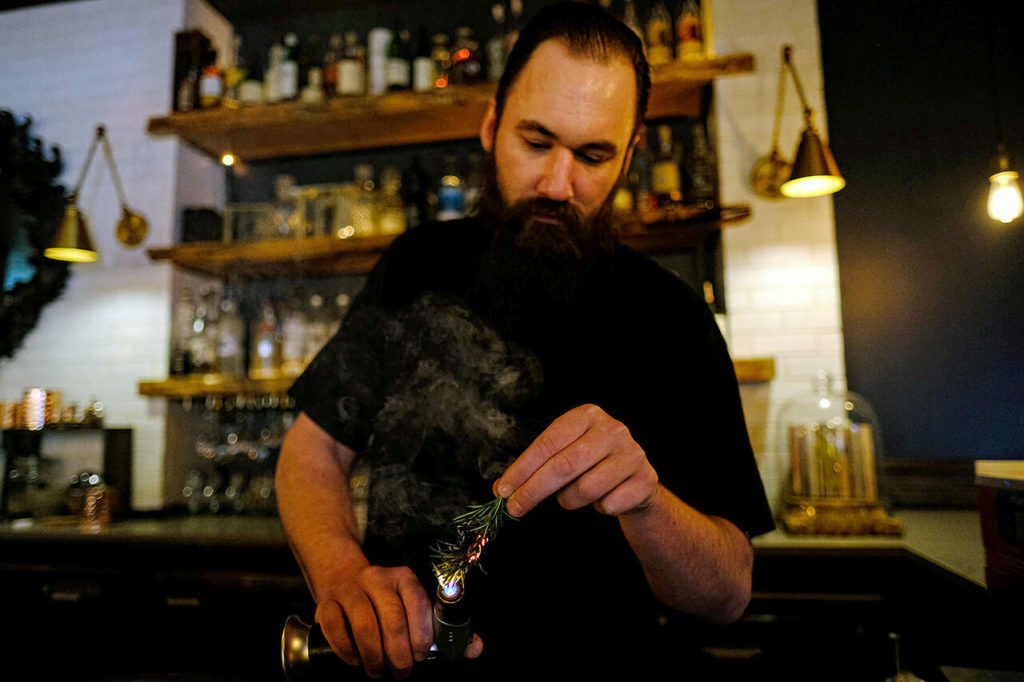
[987,151,1023,224]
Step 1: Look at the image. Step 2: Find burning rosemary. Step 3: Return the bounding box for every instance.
[431,496,512,591]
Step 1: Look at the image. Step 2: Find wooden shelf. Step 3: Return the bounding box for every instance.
[138,375,296,399]
[140,356,772,400]
[147,206,750,278]
[146,54,754,161]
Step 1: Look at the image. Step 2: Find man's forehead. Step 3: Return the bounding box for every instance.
[502,39,637,144]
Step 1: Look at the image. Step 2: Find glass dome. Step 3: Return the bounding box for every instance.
[775,370,901,535]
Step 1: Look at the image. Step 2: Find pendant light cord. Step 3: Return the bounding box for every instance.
[984,2,1007,168]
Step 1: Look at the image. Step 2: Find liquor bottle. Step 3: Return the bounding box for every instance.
[303,293,331,367]
[378,166,407,235]
[170,288,195,376]
[249,299,280,380]
[630,127,657,217]
[279,33,300,100]
[273,174,299,238]
[264,37,286,103]
[386,25,413,91]
[337,31,366,95]
[279,289,308,378]
[199,64,223,108]
[300,66,326,106]
[505,0,523,55]
[176,66,198,112]
[322,33,342,96]
[675,0,704,63]
[430,33,451,89]
[436,154,466,221]
[486,3,508,82]
[449,26,482,86]
[188,286,218,374]
[623,0,645,52]
[351,163,378,237]
[412,28,435,93]
[329,293,352,338]
[684,119,717,208]
[217,289,246,377]
[239,50,264,105]
[651,124,684,210]
[223,36,246,107]
[402,154,435,228]
[645,2,673,66]
[367,26,393,95]
[465,151,484,212]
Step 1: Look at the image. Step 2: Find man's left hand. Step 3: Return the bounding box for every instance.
[493,404,659,518]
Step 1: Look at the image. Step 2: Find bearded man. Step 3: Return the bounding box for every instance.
[276,3,773,679]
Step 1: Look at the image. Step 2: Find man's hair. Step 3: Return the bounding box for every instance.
[493,1,651,134]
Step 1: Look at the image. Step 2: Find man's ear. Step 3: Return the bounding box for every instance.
[619,128,642,181]
[480,97,498,152]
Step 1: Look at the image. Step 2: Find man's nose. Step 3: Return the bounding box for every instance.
[536,148,575,202]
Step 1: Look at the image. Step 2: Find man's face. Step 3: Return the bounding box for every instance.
[480,39,638,228]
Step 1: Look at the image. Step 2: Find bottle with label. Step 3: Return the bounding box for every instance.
[630,127,657,217]
[436,154,466,221]
[449,26,482,86]
[279,288,308,378]
[176,67,198,112]
[188,286,219,374]
[323,33,342,96]
[412,28,435,93]
[351,164,378,237]
[430,33,451,89]
[675,0,704,63]
[378,166,407,235]
[386,25,413,91]
[623,0,645,52]
[199,64,223,108]
[684,119,718,208]
[250,299,280,380]
[645,2,673,66]
[170,288,195,376]
[402,154,435,228]
[367,27,393,95]
[329,293,352,338]
[223,36,246,107]
[279,33,300,100]
[300,66,326,106]
[651,124,684,210]
[217,289,246,377]
[239,50,264,105]
[337,31,366,95]
[464,151,484,212]
[303,293,331,367]
[264,38,286,103]
[486,3,507,82]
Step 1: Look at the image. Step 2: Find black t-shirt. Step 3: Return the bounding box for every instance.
[289,218,774,678]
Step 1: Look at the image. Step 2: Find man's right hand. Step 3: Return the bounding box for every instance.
[314,564,483,679]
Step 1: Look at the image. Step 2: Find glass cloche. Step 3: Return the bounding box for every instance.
[775,370,902,535]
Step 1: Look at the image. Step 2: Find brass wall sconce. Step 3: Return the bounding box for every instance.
[750,45,845,199]
[45,125,149,262]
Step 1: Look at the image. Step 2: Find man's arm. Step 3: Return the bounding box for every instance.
[277,413,467,678]
[493,404,753,624]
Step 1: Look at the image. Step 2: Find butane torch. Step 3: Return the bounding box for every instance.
[281,581,472,680]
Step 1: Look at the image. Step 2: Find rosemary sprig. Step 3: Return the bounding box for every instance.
[431,497,512,588]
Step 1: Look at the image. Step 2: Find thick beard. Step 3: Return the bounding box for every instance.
[468,154,622,342]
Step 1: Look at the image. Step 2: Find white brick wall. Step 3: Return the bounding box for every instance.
[711,0,847,505]
[0,0,227,510]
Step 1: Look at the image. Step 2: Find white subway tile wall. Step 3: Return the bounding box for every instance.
[0,0,228,509]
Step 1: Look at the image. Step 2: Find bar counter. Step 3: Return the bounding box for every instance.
[1,509,1019,679]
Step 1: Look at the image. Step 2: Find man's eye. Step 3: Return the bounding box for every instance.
[575,151,608,166]
[525,140,549,151]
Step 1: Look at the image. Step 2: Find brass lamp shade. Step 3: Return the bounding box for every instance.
[780,125,846,198]
[45,201,99,262]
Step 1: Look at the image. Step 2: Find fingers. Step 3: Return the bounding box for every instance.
[318,566,433,679]
[497,405,654,517]
[464,633,484,659]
